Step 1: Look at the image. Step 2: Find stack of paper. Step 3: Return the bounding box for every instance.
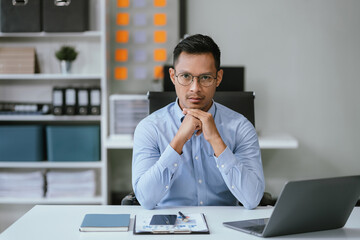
[0,48,35,74]
[46,170,96,198]
[0,171,44,198]
[110,95,148,137]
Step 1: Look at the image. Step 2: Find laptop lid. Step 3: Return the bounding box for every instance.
[224,175,360,238]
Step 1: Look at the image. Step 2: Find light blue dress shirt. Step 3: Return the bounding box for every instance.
[132,99,265,210]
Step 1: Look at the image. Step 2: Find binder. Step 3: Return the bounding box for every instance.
[77,88,89,115]
[52,87,64,115]
[89,87,101,115]
[64,88,77,115]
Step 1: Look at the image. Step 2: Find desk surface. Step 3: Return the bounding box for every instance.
[1,205,359,240]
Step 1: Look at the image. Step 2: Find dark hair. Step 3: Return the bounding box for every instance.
[173,34,221,70]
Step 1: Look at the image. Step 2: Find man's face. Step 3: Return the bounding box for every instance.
[169,52,223,112]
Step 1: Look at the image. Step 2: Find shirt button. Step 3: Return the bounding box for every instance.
[165,185,169,189]
[221,164,225,168]
[231,185,235,189]
[198,179,202,184]
[200,201,203,205]
[195,156,198,160]
[174,163,178,167]
[217,164,219,168]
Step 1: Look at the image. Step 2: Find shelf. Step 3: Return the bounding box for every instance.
[105,136,134,149]
[105,133,299,150]
[0,196,103,205]
[0,115,101,122]
[0,31,102,38]
[0,74,102,81]
[0,161,103,169]
[258,134,299,149]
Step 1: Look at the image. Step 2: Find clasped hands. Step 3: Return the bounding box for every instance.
[181,108,217,142]
[171,108,226,157]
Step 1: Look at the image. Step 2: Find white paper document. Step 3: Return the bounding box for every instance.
[134,213,209,234]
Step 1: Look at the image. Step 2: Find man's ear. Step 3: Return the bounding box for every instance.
[169,67,176,85]
[216,69,223,87]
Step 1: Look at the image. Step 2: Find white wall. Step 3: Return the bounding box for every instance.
[187,0,360,195]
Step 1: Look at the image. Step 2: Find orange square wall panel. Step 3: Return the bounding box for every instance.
[115,67,128,80]
[154,30,167,43]
[117,13,130,25]
[115,49,128,62]
[154,48,167,61]
[154,65,164,79]
[117,0,129,8]
[154,0,166,7]
[116,30,129,43]
[154,13,166,26]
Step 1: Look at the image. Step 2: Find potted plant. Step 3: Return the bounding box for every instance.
[55,46,78,74]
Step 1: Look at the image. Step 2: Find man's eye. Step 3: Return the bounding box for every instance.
[200,75,211,81]
[182,74,191,80]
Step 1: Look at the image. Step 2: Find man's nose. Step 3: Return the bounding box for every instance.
[189,77,201,91]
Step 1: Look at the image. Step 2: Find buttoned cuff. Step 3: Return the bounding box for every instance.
[157,144,183,174]
[214,147,237,174]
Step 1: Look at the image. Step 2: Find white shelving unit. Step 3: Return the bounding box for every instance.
[0,1,107,205]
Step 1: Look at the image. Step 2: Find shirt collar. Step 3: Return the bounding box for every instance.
[173,98,216,123]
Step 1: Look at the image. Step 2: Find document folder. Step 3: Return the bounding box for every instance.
[133,213,209,234]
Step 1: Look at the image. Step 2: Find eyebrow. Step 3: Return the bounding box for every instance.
[178,71,214,75]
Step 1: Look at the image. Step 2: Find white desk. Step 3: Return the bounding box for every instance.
[1,205,359,240]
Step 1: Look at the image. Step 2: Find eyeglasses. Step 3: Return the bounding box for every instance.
[174,71,217,87]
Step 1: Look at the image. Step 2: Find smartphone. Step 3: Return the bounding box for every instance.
[150,214,177,225]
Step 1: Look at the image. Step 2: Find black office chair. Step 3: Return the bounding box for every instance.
[147,91,255,127]
[121,91,275,206]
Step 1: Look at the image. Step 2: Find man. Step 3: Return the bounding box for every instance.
[132,34,265,210]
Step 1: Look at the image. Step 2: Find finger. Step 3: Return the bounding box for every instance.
[183,108,208,121]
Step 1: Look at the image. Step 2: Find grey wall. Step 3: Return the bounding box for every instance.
[187,0,360,195]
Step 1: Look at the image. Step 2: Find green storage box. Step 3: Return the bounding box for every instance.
[0,125,44,161]
[46,125,100,162]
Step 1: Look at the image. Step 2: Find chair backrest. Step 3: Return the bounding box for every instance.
[147,91,255,127]
[163,65,245,92]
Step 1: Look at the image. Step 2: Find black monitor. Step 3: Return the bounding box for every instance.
[163,65,245,92]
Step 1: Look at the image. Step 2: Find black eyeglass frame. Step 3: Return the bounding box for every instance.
[174,70,218,87]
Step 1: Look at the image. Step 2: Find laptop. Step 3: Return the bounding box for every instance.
[223,175,360,237]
